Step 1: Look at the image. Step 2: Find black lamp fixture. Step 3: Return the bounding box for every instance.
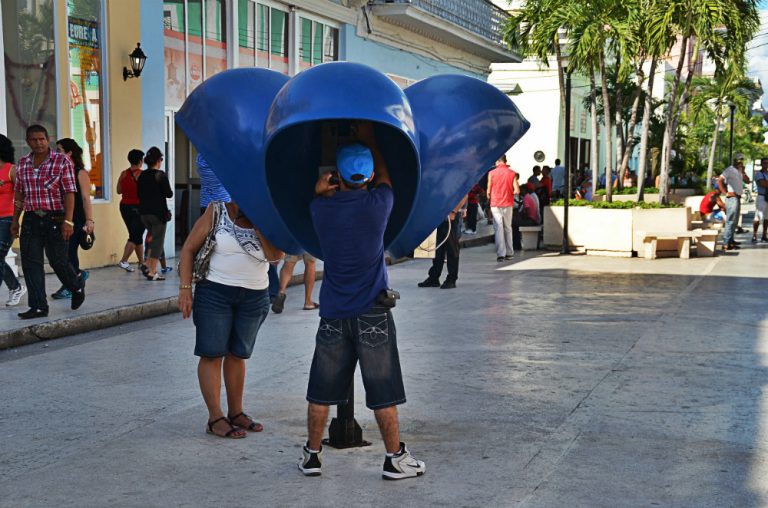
[123,42,147,81]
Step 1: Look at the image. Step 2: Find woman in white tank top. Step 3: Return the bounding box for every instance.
[178,200,284,439]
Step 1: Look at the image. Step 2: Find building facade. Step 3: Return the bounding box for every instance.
[0,0,517,267]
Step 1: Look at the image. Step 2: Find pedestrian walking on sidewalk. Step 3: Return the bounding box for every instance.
[11,125,85,319]
[488,155,519,261]
[178,200,284,439]
[299,122,426,480]
[418,196,466,289]
[0,134,26,306]
[51,138,95,300]
[752,157,768,243]
[270,252,318,313]
[138,147,173,280]
[116,149,146,272]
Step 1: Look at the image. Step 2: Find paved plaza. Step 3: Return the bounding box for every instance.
[2,236,768,507]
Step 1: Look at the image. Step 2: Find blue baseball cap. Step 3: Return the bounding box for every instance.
[336,143,374,184]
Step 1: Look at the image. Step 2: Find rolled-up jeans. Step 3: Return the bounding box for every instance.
[723,196,741,246]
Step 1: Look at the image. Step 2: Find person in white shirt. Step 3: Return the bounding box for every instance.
[550,159,565,199]
[178,200,284,439]
[753,157,768,243]
[717,154,747,250]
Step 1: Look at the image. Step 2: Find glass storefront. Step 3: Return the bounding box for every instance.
[163,0,187,111]
[66,0,106,199]
[2,0,58,157]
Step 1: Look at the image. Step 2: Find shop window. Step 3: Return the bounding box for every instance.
[299,17,338,71]
[66,0,107,200]
[2,0,58,156]
[205,0,226,79]
[237,1,288,74]
[187,0,204,91]
[164,0,187,110]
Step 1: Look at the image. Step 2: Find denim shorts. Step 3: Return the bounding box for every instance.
[306,305,406,410]
[193,279,270,359]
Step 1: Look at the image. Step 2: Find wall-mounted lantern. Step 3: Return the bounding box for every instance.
[123,43,147,81]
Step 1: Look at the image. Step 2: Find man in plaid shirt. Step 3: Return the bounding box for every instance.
[11,125,85,319]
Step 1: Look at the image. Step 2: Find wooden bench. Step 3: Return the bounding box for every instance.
[520,226,543,250]
[640,231,698,260]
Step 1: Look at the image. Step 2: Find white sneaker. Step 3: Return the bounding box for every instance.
[382,442,425,480]
[298,445,323,476]
[119,261,135,272]
[465,229,477,235]
[6,284,26,306]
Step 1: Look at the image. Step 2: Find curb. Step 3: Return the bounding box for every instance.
[0,233,494,350]
[0,297,179,350]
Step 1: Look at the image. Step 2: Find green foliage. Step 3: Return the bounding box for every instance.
[595,187,658,195]
[549,200,683,209]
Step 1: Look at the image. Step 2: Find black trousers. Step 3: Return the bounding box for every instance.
[428,217,460,283]
[466,202,478,232]
[20,214,83,312]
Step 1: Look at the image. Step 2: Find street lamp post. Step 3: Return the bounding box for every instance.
[728,102,736,164]
[561,67,572,255]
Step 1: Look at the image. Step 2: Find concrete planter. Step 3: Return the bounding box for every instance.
[543,206,634,256]
[544,205,691,257]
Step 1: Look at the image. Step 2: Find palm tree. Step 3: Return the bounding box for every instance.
[652,0,760,203]
[689,70,760,189]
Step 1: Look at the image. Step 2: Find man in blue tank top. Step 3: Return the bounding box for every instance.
[298,122,426,481]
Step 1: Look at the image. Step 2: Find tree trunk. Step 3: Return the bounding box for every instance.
[706,113,722,190]
[615,91,624,189]
[619,70,646,188]
[590,68,599,199]
[599,52,614,202]
[659,35,690,205]
[636,59,658,202]
[554,35,567,122]
[662,37,701,203]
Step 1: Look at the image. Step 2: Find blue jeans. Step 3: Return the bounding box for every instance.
[723,196,741,246]
[306,305,406,410]
[192,279,270,359]
[0,217,20,291]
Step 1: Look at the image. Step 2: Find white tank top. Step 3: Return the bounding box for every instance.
[206,204,269,290]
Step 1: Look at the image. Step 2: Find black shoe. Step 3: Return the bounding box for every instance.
[732,240,742,245]
[736,227,746,234]
[271,292,286,314]
[71,277,85,310]
[440,280,456,289]
[18,308,47,320]
[497,257,505,262]
[752,237,758,243]
[417,278,440,288]
[504,254,514,260]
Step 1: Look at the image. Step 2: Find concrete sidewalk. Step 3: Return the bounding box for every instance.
[3,225,768,506]
[0,222,493,350]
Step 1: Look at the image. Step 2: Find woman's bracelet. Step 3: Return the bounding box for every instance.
[86,218,95,223]
[179,284,193,290]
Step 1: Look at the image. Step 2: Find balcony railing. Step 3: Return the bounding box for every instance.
[370,0,509,48]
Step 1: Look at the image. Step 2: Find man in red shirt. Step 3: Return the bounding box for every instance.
[11,125,85,319]
[487,155,520,261]
[699,189,726,224]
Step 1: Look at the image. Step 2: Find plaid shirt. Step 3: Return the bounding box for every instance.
[15,151,77,212]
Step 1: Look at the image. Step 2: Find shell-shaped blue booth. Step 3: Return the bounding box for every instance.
[175,62,529,259]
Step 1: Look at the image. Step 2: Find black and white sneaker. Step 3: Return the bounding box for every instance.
[298,445,322,476]
[382,442,426,480]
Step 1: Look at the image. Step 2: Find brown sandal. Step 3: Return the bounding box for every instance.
[228,412,264,432]
[206,416,246,439]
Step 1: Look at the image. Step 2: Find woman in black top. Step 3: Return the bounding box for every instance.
[52,138,94,299]
[138,147,173,281]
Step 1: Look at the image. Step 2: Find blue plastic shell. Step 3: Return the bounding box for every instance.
[175,63,530,259]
